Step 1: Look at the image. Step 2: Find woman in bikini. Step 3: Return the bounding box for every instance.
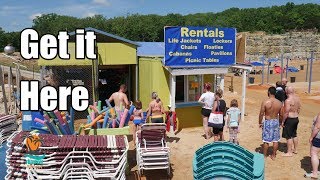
[146,92,165,123]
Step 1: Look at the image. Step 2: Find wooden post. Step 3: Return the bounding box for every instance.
[231,76,234,92]
[308,52,314,94]
[281,54,284,81]
[241,70,247,121]
[0,65,8,115]
[10,68,14,114]
[169,74,176,111]
[285,57,289,78]
[8,67,12,114]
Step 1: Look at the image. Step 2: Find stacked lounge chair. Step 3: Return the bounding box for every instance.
[5,131,128,180]
[193,141,265,180]
[136,123,170,176]
[0,114,18,145]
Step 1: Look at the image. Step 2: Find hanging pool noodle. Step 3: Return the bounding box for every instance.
[43,114,51,121]
[99,107,109,114]
[87,115,92,124]
[90,105,99,113]
[62,116,71,134]
[78,125,84,135]
[34,118,45,125]
[125,105,135,126]
[47,112,56,119]
[70,107,75,130]
[112,118,116,128]
[58,123,68,135]
[88,108,92,115]
[98,101,102,112]
[109,108,116,118]
[53,123,62,135]
[44,120,55,134]
[54,110,64,125]
[45,120,58,135]
[67,120,74,133]
[65,113,74,133]
[105,99,112,108]
[119,109,129,128]
[91,111,95,123]
[102,115,109,128]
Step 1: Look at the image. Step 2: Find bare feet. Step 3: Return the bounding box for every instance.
[282,153,293,157]
[269,155,276,160]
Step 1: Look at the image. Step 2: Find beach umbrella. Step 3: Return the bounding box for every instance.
[268,58,279,62]
[250,62,264,66]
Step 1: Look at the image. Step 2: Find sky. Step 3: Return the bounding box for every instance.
[0,0,319,32]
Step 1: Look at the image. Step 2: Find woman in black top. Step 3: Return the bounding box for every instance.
[212,88,227,141]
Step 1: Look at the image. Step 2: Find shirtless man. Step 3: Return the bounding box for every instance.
[146,92,165,123]
[282,86,301,157]
[259,87,283,160]
[108,84,130,111]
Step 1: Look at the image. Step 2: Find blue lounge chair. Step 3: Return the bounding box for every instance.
[193,141,264,180]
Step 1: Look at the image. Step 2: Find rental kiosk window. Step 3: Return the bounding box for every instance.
[175,75,203,103]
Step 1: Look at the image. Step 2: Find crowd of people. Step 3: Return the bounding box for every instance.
[258,78,302,160]
[107,84,165,143]
[107,81,320,178]
[199,83,241,144]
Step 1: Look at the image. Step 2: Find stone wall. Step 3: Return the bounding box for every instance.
[245,30,320,61]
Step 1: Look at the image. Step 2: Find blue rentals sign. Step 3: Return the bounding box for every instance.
[164,26,236,67]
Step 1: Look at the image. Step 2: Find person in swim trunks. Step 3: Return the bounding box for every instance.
[259,86,283,160]
[305,113,320,179]
[282,86,301,157]
[146,92,165,123]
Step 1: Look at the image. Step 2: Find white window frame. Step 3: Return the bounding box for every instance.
[176,74,203,103]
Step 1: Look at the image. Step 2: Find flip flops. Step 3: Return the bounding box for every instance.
[304,172,320,179]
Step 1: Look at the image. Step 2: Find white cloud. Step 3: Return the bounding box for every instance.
[92,0,111,6]
[29,13,42,20]
[84,12,96,17]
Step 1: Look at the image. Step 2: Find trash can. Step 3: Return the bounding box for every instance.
[290,77,296,83]
[269,70,273,74]
[249,77,255,84]
[300,65,304,70]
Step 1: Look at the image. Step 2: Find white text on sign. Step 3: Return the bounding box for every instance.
[20,29,96,60]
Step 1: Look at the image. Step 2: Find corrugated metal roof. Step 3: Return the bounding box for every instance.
[136,42,164,57]
[69,27,140,46]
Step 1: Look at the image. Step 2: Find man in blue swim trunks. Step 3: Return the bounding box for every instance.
[259,87,283,160]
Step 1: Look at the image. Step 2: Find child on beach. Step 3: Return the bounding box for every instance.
[132,100,144,143]
[226,99,241,145]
